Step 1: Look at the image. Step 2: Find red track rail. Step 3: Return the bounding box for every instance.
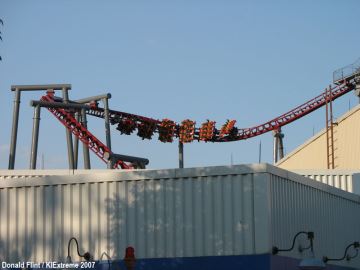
[235,81,354,140]
[37,76,357,170]
[41,94,131,169]
[87,79,356,142]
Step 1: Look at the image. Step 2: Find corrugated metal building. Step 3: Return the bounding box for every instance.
[0,164,360,270]
[277,104,360,170]
[293,170,360,195]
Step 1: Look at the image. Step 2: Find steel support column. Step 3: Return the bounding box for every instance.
[30,105,41,169]
[8,89,21,169]
[62,88,75,169]
[81,108,91,169]
[273,128,284,164]
[102,97,112,169]
[73,112,80,169]
[179,141,184,168]
[278,135,284,159]
[273,132,279,164]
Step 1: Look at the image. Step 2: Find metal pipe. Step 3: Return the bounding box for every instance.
[8,89,21,169]
[272,129,284,162]
[273,131,278,164]
[75,93,111,104]
[30,100,91,110]
[258,140,262,163]
[179,141,184,168]
[30,105,41,169]
[102,97,112,169]
[62,88,75,170]
[73,112,80,169]
[278,135,284,159]
[11,84,71,91]
[81,108,91,169]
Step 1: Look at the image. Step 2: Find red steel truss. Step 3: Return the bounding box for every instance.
[87,79,356,142]
[38,77,357,169]
[41,94,131,169]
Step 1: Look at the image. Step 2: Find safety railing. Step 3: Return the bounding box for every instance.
[333,58,360,83]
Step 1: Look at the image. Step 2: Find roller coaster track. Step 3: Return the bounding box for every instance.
[38,75,357,170]
[36,60,358,169]
[86,78,357,142]
[41,94,131,169]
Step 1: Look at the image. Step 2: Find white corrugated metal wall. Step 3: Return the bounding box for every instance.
[0,164,360,269]
[293,170,358,193]
[269,169,360,269]
[0,166,270,263]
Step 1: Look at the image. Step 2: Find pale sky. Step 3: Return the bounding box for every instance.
[0,0,359,169]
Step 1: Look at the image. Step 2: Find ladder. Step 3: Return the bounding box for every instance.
[325,86,335,169]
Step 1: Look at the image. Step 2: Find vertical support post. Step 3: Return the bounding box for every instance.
[62,88,75,169]
[8,89,21,169]
[273,131,278,164]
[258,140,262,163]
[73,112,80,169]
[278,137,284,159]
[81,108,91,169]
[273,128,284,164]
[102,97,112,169]
[179,141,184,168]
[278,128,284,159]
[30,105,41,169]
